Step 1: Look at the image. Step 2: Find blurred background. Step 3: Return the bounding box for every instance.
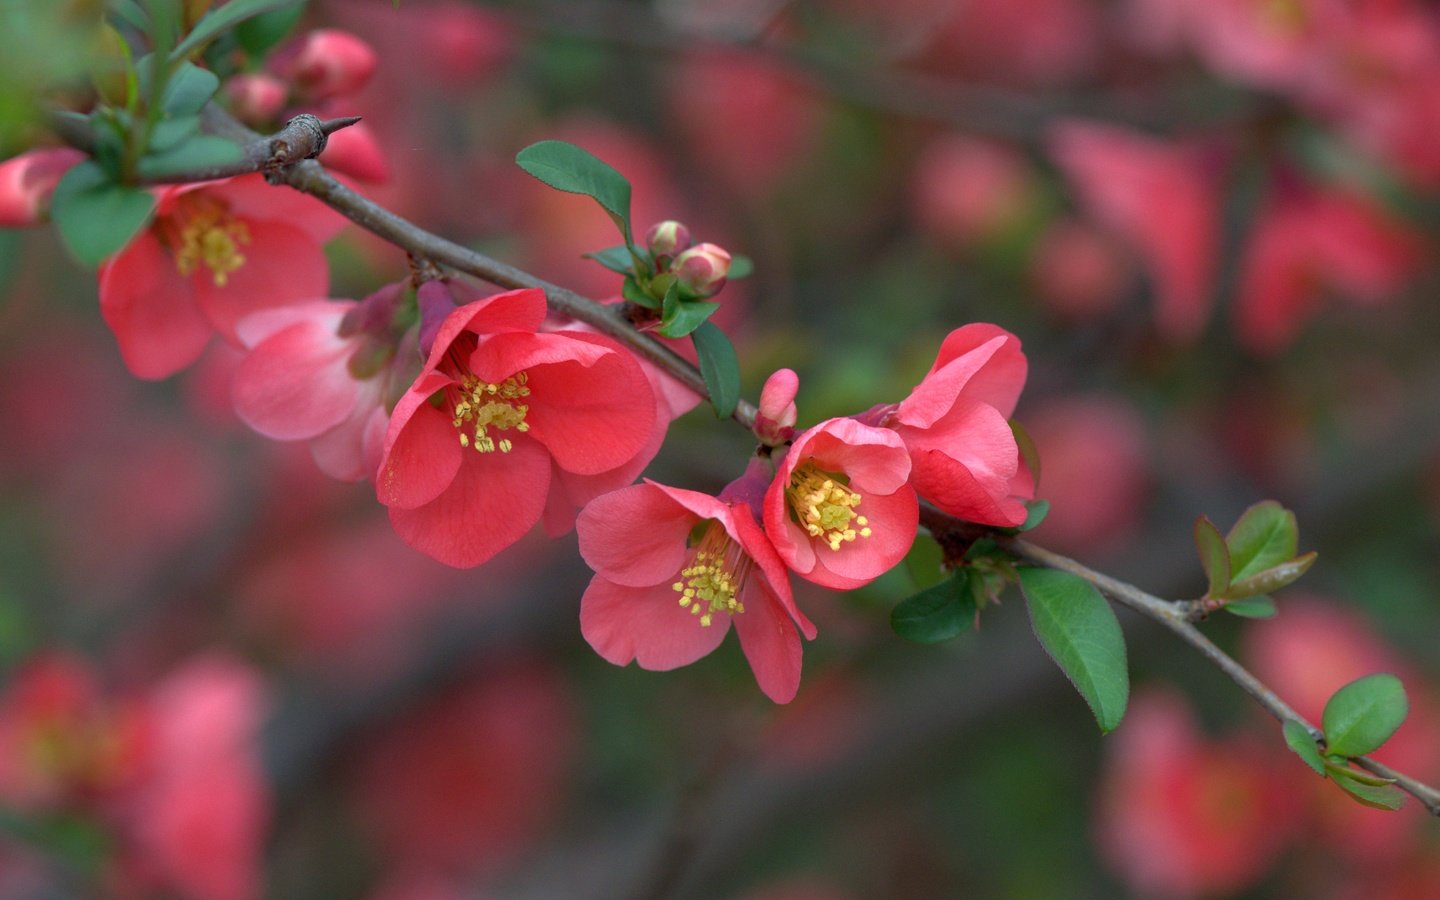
[2,0,1440,897]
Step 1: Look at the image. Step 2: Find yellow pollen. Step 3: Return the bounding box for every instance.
[172,198,251,286]
[453,371,531,453]
[672,522,749,628]
[787,462,871,551]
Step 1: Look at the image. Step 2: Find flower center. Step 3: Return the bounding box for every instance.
[171,196,251,287]
[787,462,871,551]
[672,521,750,627]
[452,371,531,453]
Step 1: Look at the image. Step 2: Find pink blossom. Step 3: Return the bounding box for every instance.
[577,478,817,703]
[233,284,414,481]
[872,323,1031,527]
[0,147,84,226]
[764,418,917,590]
[1094,689,1301,896]
[1049,121,1220,342]
[270,29,378,102]
[378,288,656,567]
[1029,219,1131,321]
[223,74,287,125]
[99,175,345,379]
[910,135,1036,249]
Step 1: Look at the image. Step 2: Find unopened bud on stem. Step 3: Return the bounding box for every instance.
[673,242,731,298]
[645,220,692,260]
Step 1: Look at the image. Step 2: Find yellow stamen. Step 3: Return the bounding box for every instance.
[787,461,871,551]
[171,196,251,286]
[452,371,531,453]
[672,521,749,627]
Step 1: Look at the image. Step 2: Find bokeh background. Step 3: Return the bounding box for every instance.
[3,0,1440,897]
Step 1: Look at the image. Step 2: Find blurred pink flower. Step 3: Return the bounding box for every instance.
[270,29,378,103]
[0,148,84,226]
[910,135,1036,249]
[578,477,818,703]
[1029,219,1131,321]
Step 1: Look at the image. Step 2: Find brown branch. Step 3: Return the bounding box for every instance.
[51,103,1440,818]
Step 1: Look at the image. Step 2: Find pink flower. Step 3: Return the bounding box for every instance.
[233,287,409,481]
[0,148,84,226]
[577,478,817,703]
[1049,121,1220,342]
[270,29,378,102]
[378,288,656,568]
[764,418,917,590]
[99,175,345,379]
[871,324,1031,527]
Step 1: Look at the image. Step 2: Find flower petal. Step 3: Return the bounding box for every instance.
[577,482,696,587]
[387,439,550,568]
[580,576,729,670]
[895,334,1009,429]
[422,289,548,372]
[927,323,1027,418]
[732,585,804,704]
[810,485,918,591]
[98,231,214,379]
[377,372,462,510]
[233,321,358,441]
[193,222,330,344]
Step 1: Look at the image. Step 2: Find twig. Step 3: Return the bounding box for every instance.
[51,104,1440,818]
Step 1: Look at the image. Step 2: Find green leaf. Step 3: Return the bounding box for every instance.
[1332,776,1406,811]
[1226,500,1298,583]
[691,321,740,418]
[1283,719,1326,776]
[234,0,306,60]
[1324,761,1397,788]
[1194,515,1230,598]
[1223,595,1277,619]
[1010,419,1041,488]
[515,140,634,246]
[49,161,156,266]
[148,114,200,152]
[728,254,754,280]
[172,0,305,60]
[584,245,639,275]
[1018,499,1049,532]
[621,275,659,310]
[1018,568,1129,733]
[658,280,719,339]
[1322,673,1408,758]
[137,135,242,178]
[160,61,218,116]
[890,572,976,643]
[1225,552,1317,600]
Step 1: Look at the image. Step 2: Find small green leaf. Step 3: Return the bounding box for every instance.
[1225,552,1317,600]
[516,140,634,247]
[171,0,305,60]
[1194,515,1230,598]
[1322,673,1408,758]
[1324,761,1397,788]
[1010,419,1041,488]
[890,571,976,643]
[658,280,720,338]
[1283,719,1326,776]
[1333,776,1406,811]
[1018,568,1129,733]
[234,0,307,60]
[1018,500,1049,532]
[1223,595,1277,618]
[160,61,219,116]
[691,322,740,418]
[584,245,640,275]
[137,135,243,178]
[1226,500,1298,582]
[620,276,659,310]
[49,162,156,266]
[148,114,201,152]
[728,254,754,279]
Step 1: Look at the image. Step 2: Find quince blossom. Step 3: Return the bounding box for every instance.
[578,477,817,703]
[764,417,917,591]
[99,175,345,379]
[377,288,656,568]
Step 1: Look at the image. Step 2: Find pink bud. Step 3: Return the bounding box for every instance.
[319,121,390,184]
[272,29,378,101]
[224,74,288,125]
[644,220,692,258]
[672,242,731,298]
[0,148,85,227]
[756,368,799,445]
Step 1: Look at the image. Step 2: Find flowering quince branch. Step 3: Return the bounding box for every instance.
[42,96,1440,813]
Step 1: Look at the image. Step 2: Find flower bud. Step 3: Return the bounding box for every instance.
[225,74,288,125]
[271,29,378,101]
[755,368,799,445]
[0,148,85,227]
[672,242,731,298]
[644,220,691,259]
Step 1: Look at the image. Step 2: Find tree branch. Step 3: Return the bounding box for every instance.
[54,104,1440,818]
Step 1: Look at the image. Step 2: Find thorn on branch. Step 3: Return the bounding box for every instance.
[262,114,362,184]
